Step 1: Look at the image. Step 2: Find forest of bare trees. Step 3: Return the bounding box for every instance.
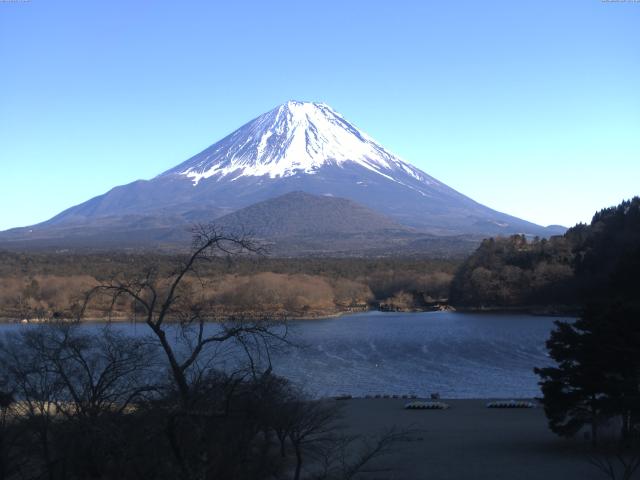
[0,250,456,321]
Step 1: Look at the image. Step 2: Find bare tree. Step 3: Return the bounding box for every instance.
[0,328,66,480]
[588,427,640,480]
[35,323,155,418]
[590,453,640,480]
[0,382,25,480]
[1,323,155,417]
[0,322,158,480]
[272,384,413,480]
[288,399,342,480]
[313,427,414,480]
[82,224,288,407]
[79,225,293,480]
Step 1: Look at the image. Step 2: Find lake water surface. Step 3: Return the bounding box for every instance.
[0,311,569,399]
[279,311,564,398]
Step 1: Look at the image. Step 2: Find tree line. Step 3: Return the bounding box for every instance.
[0,253,458,320]
[450,197,640,310]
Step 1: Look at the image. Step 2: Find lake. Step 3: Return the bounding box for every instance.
[278,311,564,398]
[0,311,568,399]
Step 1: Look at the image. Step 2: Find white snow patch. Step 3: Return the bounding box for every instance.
[165,101,437,189]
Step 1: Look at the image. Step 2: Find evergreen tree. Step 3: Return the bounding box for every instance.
[534,303,640,444]
[536,197,640,444]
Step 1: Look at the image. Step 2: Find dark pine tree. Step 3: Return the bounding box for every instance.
[535,197,640,444]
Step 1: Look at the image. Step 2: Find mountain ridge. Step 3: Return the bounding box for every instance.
[0,100,565,252]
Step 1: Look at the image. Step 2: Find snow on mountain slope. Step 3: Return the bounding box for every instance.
[0,100,566,249]
[161,100,439,191]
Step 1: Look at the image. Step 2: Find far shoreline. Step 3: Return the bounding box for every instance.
[0,305,578,325]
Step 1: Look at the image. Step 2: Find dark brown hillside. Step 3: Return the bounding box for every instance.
[213,191,408,237]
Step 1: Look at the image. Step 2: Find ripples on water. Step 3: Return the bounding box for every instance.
[277,311,565,399]
[0,311,569,399]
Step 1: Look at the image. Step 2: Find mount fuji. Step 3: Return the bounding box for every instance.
[0,100,564,252]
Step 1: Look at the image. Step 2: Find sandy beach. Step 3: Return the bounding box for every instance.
[337,399,601,480]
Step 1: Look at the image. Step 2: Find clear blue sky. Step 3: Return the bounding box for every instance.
[1,0,638,230]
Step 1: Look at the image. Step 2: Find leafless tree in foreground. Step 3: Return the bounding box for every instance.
[312,427,415,480]
[0,225,410,480]
[78,225,297,479]
[82,224,289,407]
[0,322,158,480]
[268,380,416,480]
[588,426,640,480]
[0,380,25,480]
[3,324,156,419]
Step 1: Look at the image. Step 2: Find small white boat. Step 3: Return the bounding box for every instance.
[486,400,535,409]
[404,401,449,410]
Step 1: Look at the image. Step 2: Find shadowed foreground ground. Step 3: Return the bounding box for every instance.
[338,399,601,480]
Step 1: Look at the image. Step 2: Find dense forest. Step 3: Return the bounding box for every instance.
[0,254,458,320]
[450,197,640,310]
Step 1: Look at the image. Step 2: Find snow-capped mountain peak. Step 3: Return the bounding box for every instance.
[0,100,563,247]
[162,100,434,186]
